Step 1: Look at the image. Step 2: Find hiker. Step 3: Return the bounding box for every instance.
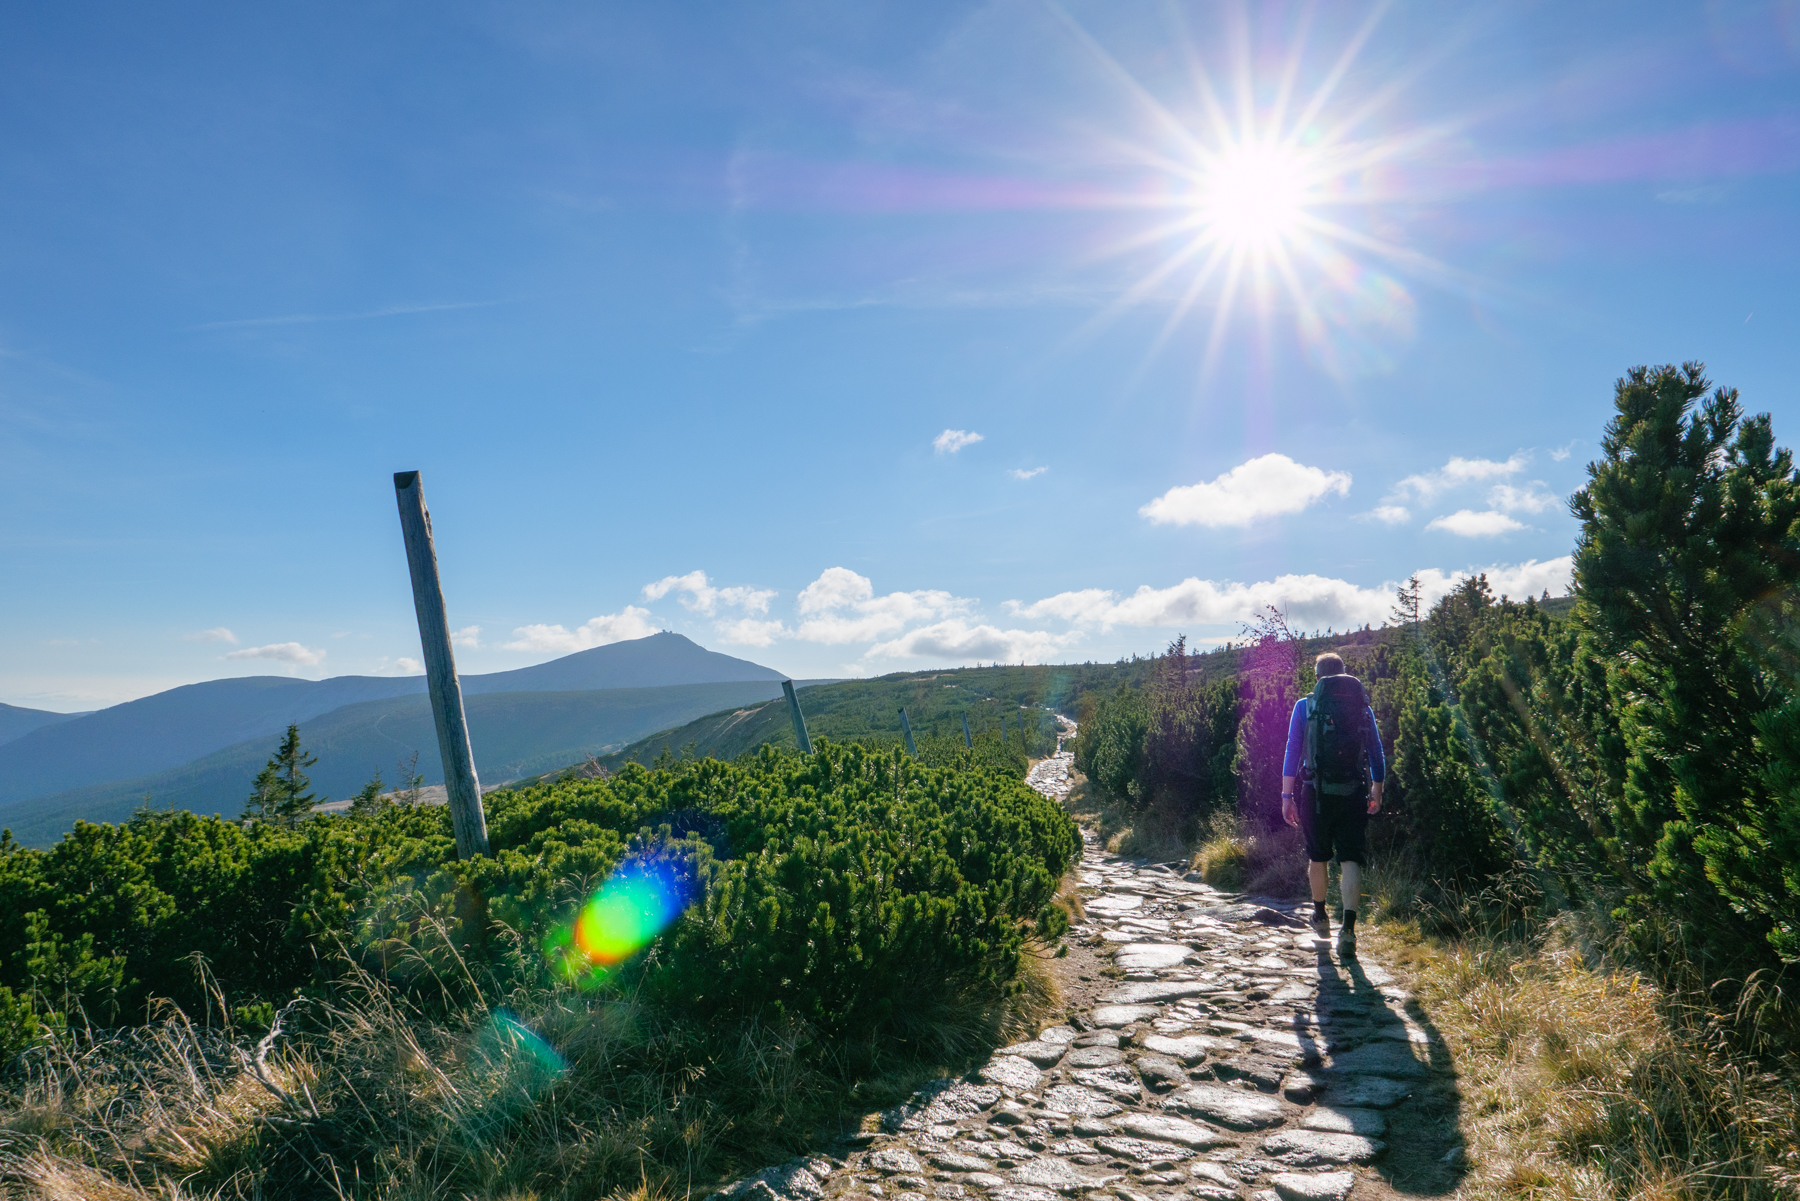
[1280,651,1384,955]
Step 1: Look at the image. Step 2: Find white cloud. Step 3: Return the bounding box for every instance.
[715,617,786,647]
[792,567,973,644]
[1010,466,1048,480]
[642,570,775,616]
[1549,442,1577,462]
[1139,454,1352,528]
[185,627,238,644]
[1414,557,1572,603]
[933,429,984,455]
[866,619,1076,664]
[1427,509,1526,537]
[1010,574,1397,631]
[1367,505,1411,525]
[1487,483,1560,514]
[1391,454,1527,503]
[503,607,658,653]
[225,642,325,666]
[451,625,481,648]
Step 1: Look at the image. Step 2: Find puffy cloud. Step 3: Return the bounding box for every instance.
[793,567,972,644]
[1139,454,1351,528]
[1487,483,1561,514]
[373,656,425,676]
[715,617,786,647]
[1549,442,1577,462]
[185,627,238,644]
[1010,466,1048,480]
[503,607,658,653]
[866,619,1076,664]
[1414,557,1572,604]
[225,642,325,666]
[1391,454,1527,502]
[933,429,984,455]
[451,625,481,648]
[1367,505,1411,525]
[1010,574,1396,631]
[642,570,775,616]
[1427,509,1526,537]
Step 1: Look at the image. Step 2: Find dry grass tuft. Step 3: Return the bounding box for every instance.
[1370,916,1800,1200]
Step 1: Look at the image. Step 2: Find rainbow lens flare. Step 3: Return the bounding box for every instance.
[480,1009,568,1081]
[545,858,690,987]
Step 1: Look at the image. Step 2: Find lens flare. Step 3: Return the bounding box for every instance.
[544,858,690,987]
[1200,142,1311,250]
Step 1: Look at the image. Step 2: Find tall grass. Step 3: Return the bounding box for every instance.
[0,946,1061,1200]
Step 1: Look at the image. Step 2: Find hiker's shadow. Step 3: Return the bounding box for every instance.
[1286,944,1467,1194]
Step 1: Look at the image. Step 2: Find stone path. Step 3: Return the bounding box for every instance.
[724,737,1454,1201]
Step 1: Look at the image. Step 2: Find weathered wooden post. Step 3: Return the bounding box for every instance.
[899,708,917,756]
[783,680,813,755]
[962,712,973,748]
[393,470,490,859]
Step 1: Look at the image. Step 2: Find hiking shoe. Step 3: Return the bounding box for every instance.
[1310,904,1331,937]
[1337,911,1358,957]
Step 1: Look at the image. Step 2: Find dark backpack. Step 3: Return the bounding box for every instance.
[1303,674,1370,805]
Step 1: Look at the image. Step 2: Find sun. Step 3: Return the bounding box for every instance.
[1198,141,1312,251]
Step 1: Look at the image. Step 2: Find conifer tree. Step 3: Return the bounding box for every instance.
[242,724,319,827]
[1572,362,1800,965]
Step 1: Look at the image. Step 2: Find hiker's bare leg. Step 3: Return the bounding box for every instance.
[1310,860,1328,903]
[1340,860,1361,915]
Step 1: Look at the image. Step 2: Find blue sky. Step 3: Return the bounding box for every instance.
[4,1,1798,710]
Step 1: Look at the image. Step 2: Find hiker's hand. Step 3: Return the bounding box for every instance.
[1368,785,1383,816]
[1282,795,1298,827]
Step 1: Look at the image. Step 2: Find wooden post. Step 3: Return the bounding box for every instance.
[962,712,972,748]
[393,471,490,859]
[783,680,813,755]
[899,708,917,756]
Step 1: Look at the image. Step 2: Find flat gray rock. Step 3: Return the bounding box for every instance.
[1102,981,1215,1004]
[870,1149,926,1175]
[1261,1130,1384,1166]
[1041,1084,1122,1118]
[930,1153,995,1173]
[1267,1170,1355,1201]
[1091,1136,1194,1164]
[1132,1053,1187,1091]
[1320,1076,1412,1109]
[1008,1159,1114,1195]
[1085,894,1144,913]
[1325,1042,1425,1079]
[1281,1071,1327,1103]
[965,1174,1005,1190]
[1141,1034,1215,1064]
[1002,1041,1068,1066]
[884,1080,1003,1131]
[1301,1107,1387,1137]
[977,1055,1044,1092]
[1038,1025,1079,1044]
[1114,943,1191,971]
[1063,1045,1125,1068]
[1114,1112,1234,1149]
[990,1189,1060,1201]
[1069,1065,1143,1099]
[1088,1004,1159,1027]
[1166,1084,1286,1130]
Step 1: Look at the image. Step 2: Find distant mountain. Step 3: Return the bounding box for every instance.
[0,703,86,747]
[2,679,792,847]
[0,633,784,807]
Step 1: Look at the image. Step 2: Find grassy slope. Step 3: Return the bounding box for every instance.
[584,661,1144,773]
[0,680,793,846]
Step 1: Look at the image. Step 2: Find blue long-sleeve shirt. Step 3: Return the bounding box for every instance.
[1281,694,1386,783]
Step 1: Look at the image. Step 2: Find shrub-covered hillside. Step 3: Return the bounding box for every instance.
[0,743,1078,1199]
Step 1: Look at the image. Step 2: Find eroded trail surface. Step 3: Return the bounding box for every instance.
[725,746,1460,1201]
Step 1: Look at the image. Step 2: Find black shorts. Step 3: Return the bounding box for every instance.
[1299,784,1368,865]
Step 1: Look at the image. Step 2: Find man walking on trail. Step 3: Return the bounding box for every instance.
[1281,652,1384,956]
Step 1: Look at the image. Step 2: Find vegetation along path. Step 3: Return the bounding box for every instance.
[724,736,1459,1201]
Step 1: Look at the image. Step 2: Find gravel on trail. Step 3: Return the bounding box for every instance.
[718,731,1462,1201]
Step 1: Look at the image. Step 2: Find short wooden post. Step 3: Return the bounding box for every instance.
[899,708,917,756]
[962,712,972,748]
[393,471,490,859]
[783,680,813,755]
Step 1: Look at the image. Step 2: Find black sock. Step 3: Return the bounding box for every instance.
[1342,910,1357,928]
